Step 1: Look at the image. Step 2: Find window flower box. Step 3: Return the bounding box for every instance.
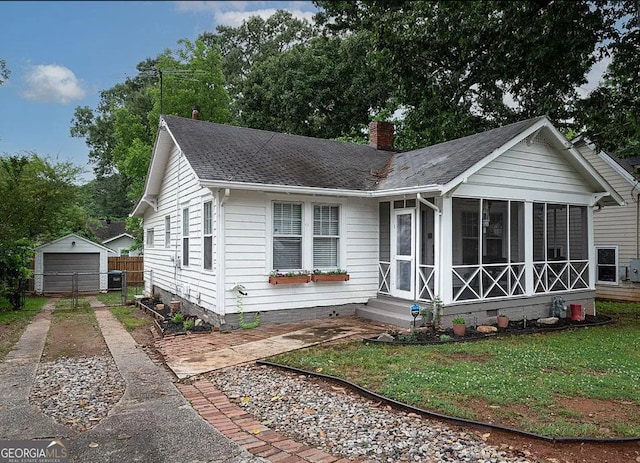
[311,273,350,282]
[268,274,311,285]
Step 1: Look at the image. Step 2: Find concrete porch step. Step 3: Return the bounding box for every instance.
[357,296,423,330]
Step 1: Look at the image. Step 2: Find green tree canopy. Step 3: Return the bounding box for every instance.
[0,154,87,309]
[576,0,640,158]
[314,0,619,148]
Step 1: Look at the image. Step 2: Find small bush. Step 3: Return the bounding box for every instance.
[183,319,195,331]
[171,312,184,324]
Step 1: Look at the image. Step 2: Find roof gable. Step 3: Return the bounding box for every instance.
[377,117,545,191]
[36,233,115,252]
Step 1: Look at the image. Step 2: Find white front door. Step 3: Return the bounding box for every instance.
[391,209,415,299]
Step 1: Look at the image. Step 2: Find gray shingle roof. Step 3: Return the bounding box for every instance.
[163,115,393,191]
[376,117,545,190]
[163,115,545,192]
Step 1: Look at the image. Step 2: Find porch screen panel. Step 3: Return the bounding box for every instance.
[273,202,302,270]
[313,205,339,268]
[569,206,589,289]
[510,201,525,296]
[533,203,545,262]
[452,198,481,301]
[378,202,391,293]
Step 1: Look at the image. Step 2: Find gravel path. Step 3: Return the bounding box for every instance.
[209,365,535,463]
[27,355,535,462]
[29,355,125,432]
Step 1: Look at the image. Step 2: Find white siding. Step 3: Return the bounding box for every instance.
[222,191,379,313]
[465,136,593,197]
[34,234,110,293]
[142,145,218,313]
[577,143,639,299]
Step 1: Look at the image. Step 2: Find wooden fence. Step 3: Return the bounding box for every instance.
[108,256,144,285]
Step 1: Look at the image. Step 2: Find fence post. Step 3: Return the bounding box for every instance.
[72,272,79,309]
[121,271,128,306]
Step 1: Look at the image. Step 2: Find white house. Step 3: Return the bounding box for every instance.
[573,137,640,301]
[34,233,114,294]
[132,115,623,329]
[91,220,140,256]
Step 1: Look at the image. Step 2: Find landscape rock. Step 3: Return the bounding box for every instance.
[477,325,498,333]
[376,332,395,342]
[537,317,559,325]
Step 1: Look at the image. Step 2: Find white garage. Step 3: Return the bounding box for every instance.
[34,234,115,294]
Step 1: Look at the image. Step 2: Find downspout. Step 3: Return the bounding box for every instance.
[216,189,230,327]
[417,194,441,300]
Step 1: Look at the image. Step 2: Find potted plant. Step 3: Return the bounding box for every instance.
[268,270,311,285]
[451,317,466,336]
[497,312,509,328]
[310,269,350,282]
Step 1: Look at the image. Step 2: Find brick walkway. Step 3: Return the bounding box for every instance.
[177,380,363,463]
[157,317,392,462]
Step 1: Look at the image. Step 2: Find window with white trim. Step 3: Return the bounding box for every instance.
[164,216,171,248]
[272,202,302,270]
[146,228,154,248]
[313,205,339,268]
[182,207,190,267]
[596,246,618,284]
[203,201,213,270]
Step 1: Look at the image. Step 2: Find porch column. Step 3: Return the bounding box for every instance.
[524,200,534,295]
[588,206,596,288]
[440,195,453,304]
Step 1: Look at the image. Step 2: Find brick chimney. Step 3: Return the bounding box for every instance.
[369,121,394,151]
[192,105,200,120]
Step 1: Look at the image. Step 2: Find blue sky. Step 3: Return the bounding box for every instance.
[0,1,317,182]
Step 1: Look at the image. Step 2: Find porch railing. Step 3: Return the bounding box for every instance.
[417,264,435,301]
[533,260,589,293]
[378,261,391,294]
[452,262,525,302]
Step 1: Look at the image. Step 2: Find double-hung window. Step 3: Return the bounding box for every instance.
[313,205,339,268]
[273,202,303,270]
[182,207,190,267]
[203,201,213,270]
[596,246,618,284]
[146,227,154,248]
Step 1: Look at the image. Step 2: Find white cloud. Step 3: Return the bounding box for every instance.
[22,64,86,104]
[175,1,316,26]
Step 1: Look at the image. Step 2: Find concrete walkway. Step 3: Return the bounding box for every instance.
[160,321,374,379]
[0,297,263,463]
[0,300,73,440]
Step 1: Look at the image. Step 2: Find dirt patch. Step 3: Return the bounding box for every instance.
[42,307,107,360]
[482,428,640,463]
[283,326,350,342]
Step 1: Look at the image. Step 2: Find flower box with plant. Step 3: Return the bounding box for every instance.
[310,269,350,282]
[268,270,311,285]
[451,317,466,337]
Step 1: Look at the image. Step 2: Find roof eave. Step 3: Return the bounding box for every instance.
[199,179,442,198]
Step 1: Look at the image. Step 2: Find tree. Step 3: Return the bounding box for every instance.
[0,59,9,86]
[314,1,617,148]
[576,0,640,158]
[200,10,316,121]
[237,32,392,139]
[0,154,86,309]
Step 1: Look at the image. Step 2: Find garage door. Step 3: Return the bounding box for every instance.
[43,253,100,293]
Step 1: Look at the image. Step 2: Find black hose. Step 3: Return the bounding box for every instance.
[256,360,640,444]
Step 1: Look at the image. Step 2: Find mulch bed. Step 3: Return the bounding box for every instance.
[137,298,213,337]
[367,314,613,345]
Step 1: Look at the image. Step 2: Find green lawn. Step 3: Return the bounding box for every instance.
[0,296,48,360]
[270,301,640,438]
[109,305,153,332]
[96,286,144,306]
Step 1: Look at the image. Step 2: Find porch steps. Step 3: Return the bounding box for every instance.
[357,296,418,330]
